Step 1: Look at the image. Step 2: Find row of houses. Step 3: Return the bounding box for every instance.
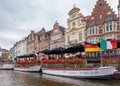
[10,0,120,58]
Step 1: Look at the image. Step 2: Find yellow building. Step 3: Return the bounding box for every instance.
[65,5,86,49]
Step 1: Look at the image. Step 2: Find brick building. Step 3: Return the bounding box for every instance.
[1,49,9,62]
[37,28,51,51]
[86,0,119,57]
[49,22,65,50]
[26,30,36,55]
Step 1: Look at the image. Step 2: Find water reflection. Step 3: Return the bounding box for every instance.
[0,70,120,86]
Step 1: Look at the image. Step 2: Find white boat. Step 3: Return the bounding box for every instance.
[14,65,41,72]
[42,66,117,79]
[0,64,14,70]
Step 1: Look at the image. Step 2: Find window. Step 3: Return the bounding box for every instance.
[106,26,109,31]
[52,34,61,40]
[98,13,103,19]
[67,36,70,43]
[96,26,98,35]
[79,32,82,41]
[89,26,97,35]
[110,25,112,31]
[90,29,92,35]
[72,22,75,26]
[104,21,117,32]
[99,3,102,6]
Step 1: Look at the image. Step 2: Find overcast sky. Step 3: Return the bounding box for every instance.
[0,0,118,50]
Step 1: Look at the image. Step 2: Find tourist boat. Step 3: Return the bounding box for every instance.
[14,65,41,72]
[41,58,117,79]
[0,64,14,70]
[14,60,41,72]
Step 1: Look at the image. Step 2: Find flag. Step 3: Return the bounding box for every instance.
[84,44,100,52]
[100,39,117,50]
[12,55,17,62]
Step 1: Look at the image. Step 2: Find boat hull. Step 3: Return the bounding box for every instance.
[14,65,41,72]
[42,66,117,79]
[0,64,14,70]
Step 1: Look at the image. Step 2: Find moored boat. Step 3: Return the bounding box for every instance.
[14,65,41,72]
[0,64,14,70]
[42,66,117,79]
[41,58,117,79]
[13,60,41,72]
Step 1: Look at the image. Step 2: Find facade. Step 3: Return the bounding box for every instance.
[65,5,86,48]
[20,39,27,56]
[9,46,15,59]
[1,49,9,61]
[26,30,36,55]
[86,0,119,57]
[118,0,120,28]
[49,22,65,50]
[38,28,50,51]
[86,0,118,43]
[16,42,21,56]
[34,32,39,53]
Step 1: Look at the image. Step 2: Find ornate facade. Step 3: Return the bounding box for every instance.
[65,5,86,48]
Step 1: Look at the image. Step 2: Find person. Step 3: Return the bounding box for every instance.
[33,52,37,60]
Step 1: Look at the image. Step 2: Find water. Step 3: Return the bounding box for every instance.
[0,70,120,86]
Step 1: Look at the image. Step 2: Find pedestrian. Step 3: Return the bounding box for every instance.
[33,52,37,60]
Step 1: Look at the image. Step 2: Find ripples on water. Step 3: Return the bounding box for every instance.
[0,70,120,86]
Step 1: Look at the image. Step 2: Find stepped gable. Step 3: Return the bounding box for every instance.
[87,0,118,27]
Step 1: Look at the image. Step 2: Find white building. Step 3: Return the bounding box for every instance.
[16,39,27,56]
[10,38,27,57]
[21,39,27,56]
[9,46,15,59]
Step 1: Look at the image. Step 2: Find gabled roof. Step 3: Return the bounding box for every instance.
[59,26,65,35]
[44,30,52,37]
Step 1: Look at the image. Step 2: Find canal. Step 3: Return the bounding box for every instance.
[0,70,120,86]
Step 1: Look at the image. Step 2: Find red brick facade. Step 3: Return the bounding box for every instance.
[1,49,9,61]
[38,28,50,51]
[86,0,119,43]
